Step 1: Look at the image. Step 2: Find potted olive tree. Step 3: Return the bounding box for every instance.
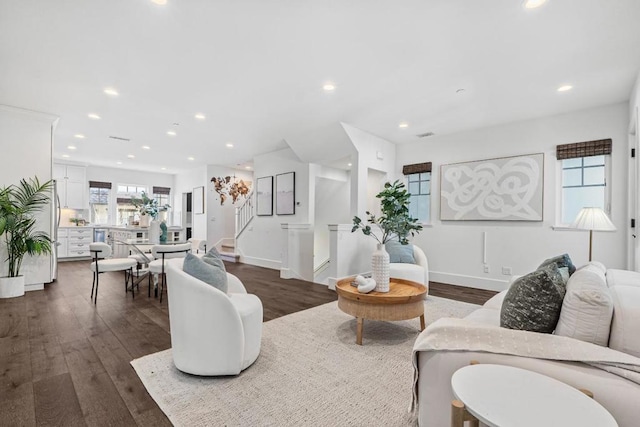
[352,180,422,292]
[0,177,53,298]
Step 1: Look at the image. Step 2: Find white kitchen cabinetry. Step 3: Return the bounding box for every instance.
[58,227,93,259]
[54,163,86,209]
[57,228,68,258]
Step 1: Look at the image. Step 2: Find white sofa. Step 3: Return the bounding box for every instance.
[414,263,640,427]
[165,258,263,376]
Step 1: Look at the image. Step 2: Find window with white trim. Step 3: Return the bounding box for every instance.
[88,181,111,224]
[558,139,612,225]
[403,162,432,223]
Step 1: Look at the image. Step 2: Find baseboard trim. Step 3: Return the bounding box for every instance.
[25,282,44,292]
[241,255,281,271]
[429,271,509,292]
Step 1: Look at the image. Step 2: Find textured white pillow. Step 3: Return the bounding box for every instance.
[554,266,613,346]
[609,285,640,357]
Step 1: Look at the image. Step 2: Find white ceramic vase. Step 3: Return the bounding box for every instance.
[372,243,390,292]
[139,213,150,228]
[149,219,160,244]
[0,275,25,298]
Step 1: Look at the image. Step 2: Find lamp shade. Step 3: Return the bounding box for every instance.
[572,207,616,231]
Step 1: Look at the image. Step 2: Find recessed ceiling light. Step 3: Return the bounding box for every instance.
[226,143,234,148]
[399,122,409,129]
[67,145,77,150]
[245,166,252,170]
[323,82,336,92]
[161,167,167,170]
[557,85,573,92]
[62,154,70,158]
[103,87,119,97]
[187,156,195,161]
[116,161,122,165]
[74,134,85,139]
[127,154,135,159]
[167,130,177,136]
[195,113,206,120]
[523,0,547,9]
[151,0,167,5]
[88,113,101,120]
[348,163,352,167]
[142,145,150,150]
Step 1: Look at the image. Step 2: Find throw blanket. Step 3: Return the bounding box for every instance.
[410,318,640,416]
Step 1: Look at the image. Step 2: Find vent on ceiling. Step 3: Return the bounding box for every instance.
[416,132,435,138]
[109,136,130,142]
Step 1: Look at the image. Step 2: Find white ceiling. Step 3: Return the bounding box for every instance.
[1,0,639,174]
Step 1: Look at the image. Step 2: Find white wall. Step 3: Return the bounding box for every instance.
[0,105,57,286]
[237,148,310,269]
[205,165,253,248]
[342,123,397,217]
[85,165,174,226]
[313,175,350,269]
[396,102,629,291]
[173,166,208,239]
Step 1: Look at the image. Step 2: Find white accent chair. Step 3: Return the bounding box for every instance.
[165,258,263,376]
[89,242,138,304]
[148,243,192,302]
[389,245,429,294]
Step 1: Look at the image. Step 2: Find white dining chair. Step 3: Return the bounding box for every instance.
[89,242,138,304]
[148,243,192,302]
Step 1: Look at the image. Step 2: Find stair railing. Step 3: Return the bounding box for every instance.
[235,191,255,239]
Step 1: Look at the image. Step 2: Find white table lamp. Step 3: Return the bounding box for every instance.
[571,207,616,261]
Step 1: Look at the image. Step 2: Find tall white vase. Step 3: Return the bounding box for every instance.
[372,243,390,292]
[140,213,150,228]
[149,219,160,244]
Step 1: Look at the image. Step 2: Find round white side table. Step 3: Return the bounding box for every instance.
[451,364,618,427]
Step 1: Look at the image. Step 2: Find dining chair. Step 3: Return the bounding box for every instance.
[148,243,192,303]
[188,238,207,254]
[89,242,138,304]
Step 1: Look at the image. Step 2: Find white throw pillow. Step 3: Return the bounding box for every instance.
[609,285,640,358]
[606,269,640,288]
[554,265,613,346]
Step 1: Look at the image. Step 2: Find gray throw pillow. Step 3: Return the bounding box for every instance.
[202,253,226,272]
[206,247,222,258]
[183,253,228,293]
[500,264,566,333]
[538,253,576,276]
[385,241,415,264]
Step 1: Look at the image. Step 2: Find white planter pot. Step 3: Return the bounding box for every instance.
[372,243,390,292]
[0,275,25,298]
[149,219,160,244]
[140,214,150,227]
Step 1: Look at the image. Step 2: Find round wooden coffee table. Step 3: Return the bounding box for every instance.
[335,277,427,345]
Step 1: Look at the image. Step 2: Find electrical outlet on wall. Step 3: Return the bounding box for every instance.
[502,266,513,275]
[483,264,490,273]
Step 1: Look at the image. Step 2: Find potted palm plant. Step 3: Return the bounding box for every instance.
[352,180,423,292]
[0,177,53,298]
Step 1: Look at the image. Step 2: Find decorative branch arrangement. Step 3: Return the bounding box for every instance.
[130,191,170,219]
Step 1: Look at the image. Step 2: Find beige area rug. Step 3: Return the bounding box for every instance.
[131,296,478,427]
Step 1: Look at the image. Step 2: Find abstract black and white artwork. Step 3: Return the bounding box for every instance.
[440,153,544,221]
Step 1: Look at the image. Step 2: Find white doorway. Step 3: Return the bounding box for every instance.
[629,106,639,271]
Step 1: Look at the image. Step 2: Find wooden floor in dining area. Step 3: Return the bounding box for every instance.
[0,259,496,426]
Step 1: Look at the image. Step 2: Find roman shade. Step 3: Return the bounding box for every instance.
[402,162,432,175]
[556,139,612,160]
[153,186,171,195]
[89,181,112,189]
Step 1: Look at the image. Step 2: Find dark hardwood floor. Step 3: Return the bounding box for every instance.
[0,260,496,426]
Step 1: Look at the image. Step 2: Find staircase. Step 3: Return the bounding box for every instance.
[219,239,240,263]
[217,191,255,263]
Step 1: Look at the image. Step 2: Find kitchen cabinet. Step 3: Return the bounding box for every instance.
[54,163,86,209]
[58,227,93,259]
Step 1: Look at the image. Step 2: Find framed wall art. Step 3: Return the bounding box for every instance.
[276,172,295,215]
[193,186,205,215]
[256,176,273,216]
[440,153,544,221]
